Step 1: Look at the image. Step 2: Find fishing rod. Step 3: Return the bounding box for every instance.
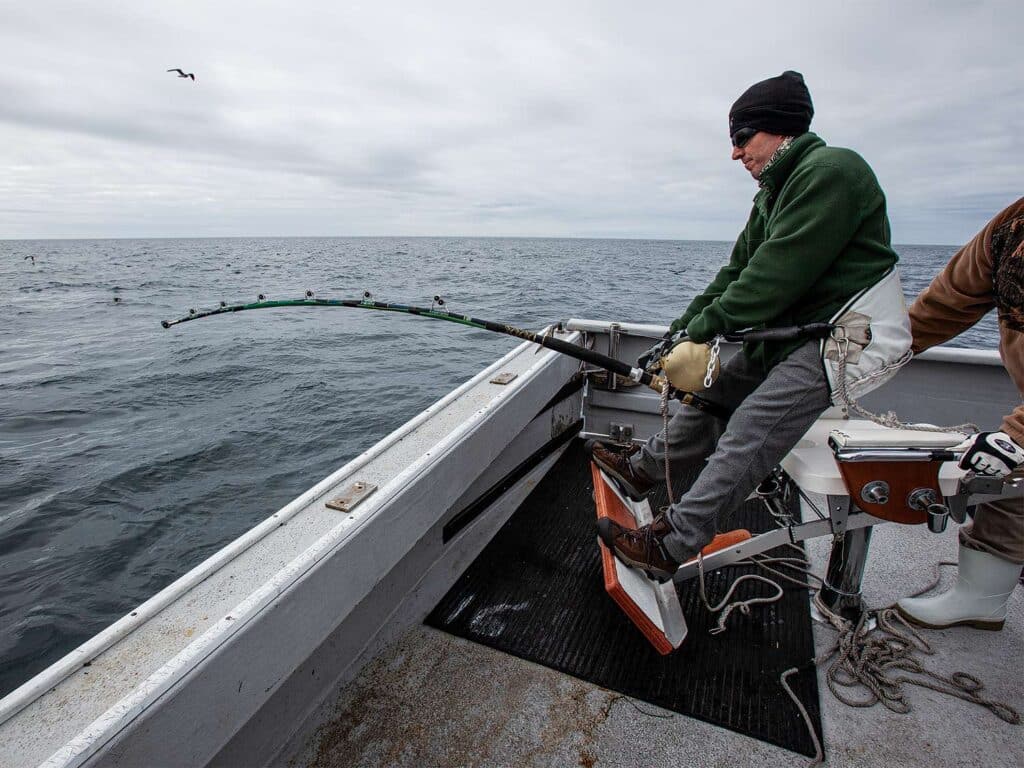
[161,291,739,420]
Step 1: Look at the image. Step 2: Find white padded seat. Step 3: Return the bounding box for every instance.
[780,418,967,496]
[829,425,966,449]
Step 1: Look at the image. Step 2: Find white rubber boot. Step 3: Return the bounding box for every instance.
[897,545,1021,631]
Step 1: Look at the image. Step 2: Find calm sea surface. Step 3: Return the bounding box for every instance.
[0,237,999,696]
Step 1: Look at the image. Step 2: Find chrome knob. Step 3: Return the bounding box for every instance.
[907,487,939,511]
[860,481,890,505]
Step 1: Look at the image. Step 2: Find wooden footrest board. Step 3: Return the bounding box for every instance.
[591,463,687,654]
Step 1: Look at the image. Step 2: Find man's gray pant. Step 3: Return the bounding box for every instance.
[631,340,831,562]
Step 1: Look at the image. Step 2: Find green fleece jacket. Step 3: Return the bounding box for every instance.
[670,132,898,371]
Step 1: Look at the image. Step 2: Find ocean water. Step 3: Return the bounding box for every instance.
[0,237,999,697]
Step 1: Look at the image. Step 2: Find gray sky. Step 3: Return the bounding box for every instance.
[1,0,1020,243]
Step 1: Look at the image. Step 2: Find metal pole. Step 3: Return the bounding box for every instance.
[818,526,874,621]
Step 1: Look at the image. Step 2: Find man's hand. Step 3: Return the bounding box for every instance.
[636,337,671,371]
[956,431,1024,477]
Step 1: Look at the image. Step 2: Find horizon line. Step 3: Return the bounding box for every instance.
[1,234,962,248]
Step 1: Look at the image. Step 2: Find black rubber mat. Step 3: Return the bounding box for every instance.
[426,439,823,757]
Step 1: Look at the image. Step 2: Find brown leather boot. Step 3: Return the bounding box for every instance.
[596,514,680,582]
[586,440,654,501]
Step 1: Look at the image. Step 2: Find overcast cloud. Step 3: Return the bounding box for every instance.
[1,0,1020,243]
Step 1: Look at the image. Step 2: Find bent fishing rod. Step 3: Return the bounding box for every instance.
[162,291,833,421]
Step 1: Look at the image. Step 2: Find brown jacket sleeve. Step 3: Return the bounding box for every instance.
[908,198,1024,445]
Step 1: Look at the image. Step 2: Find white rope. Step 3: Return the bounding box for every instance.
[660,381,674,506]
[781,665,825,766]
[713,558,1021,767]
[696,552,785,635]
[693,506,1019,766]
[830,330,979,434]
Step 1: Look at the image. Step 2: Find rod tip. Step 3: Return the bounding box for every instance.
[161,320,170,329]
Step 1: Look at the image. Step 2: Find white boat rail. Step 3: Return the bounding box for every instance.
[0,333,546,727]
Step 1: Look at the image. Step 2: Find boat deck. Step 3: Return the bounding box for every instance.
[4,326,1018,768]
[285,455,1024,768]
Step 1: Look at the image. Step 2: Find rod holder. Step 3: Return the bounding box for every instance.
[927,503,950,534]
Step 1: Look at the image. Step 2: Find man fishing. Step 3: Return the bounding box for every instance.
[592,71,903,580]
[897,198,1024,630]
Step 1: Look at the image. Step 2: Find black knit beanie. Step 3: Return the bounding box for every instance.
[729,70,813,138]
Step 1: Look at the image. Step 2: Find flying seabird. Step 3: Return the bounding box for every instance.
[167,68,196,81]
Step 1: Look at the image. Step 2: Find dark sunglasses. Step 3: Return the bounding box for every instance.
[731,127,758,148]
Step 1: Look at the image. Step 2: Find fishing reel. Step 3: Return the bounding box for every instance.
[641,335,721,393]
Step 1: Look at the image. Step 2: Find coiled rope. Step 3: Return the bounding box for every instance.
[696,546,1020,767]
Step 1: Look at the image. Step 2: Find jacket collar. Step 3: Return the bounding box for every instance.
[757,132,825,195]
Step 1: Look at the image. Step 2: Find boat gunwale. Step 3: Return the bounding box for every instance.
[0,330,555,728]
[14,330,581,768]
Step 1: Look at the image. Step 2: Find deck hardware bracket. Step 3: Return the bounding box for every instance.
[325,482,378,512]
[490,372,518,385]
[827,494,851,535]
[609,422,634,442]
[607,324,622,391]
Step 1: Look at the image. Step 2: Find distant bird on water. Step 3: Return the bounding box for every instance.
[167,68,196,81]
[24,255,35,264]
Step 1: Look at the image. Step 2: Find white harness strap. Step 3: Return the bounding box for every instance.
[821,266,913,404]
